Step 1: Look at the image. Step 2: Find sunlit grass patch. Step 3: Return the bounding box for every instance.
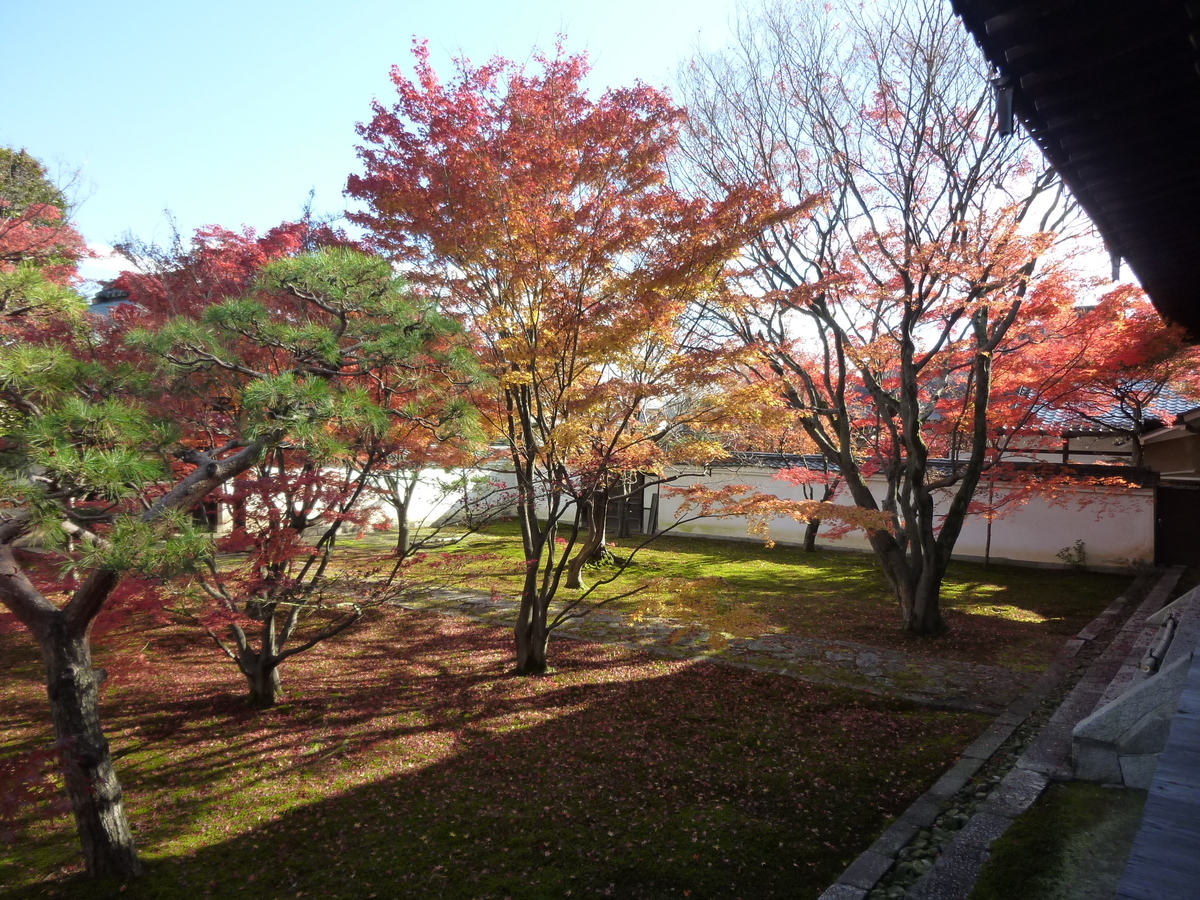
[378,523,1127,670]
[958,603,1054,624]
[630,576,771,640]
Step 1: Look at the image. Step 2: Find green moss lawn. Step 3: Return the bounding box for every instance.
[1,528,1132,898]
[376,523,1130,671]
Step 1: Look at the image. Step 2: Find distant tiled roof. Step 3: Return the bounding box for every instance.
[721,451,1154,486]
[1033,390,1199,432]
[88,286,134,317]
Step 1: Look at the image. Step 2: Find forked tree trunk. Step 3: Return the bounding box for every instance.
[869,533,947,636]
[514,593,550,674]
[246,661,283,708]
[395,521,411,558]
[896,566,947,635]
[237,610,284,708]
[40,621,141,879]
[905,579,946,635]
[566,494,610,589]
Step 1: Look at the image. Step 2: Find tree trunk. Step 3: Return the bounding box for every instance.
[514,594,550,674]
[248,612,282,708]
[41,622,142,879]
[514,552,550,674]
[865,529,946,636]
[803,518,821,552]
[566,493,610,589]
[388,489,411,557]
[984,479,995,567]
[904,571,947,636]
[246,661,282,708]
[1129,430,1144,467]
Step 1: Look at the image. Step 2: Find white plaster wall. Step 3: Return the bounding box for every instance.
[654,465,1154,570]
[358,468,517,528]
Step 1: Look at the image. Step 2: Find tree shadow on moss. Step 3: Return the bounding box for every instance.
[2,608,988,900]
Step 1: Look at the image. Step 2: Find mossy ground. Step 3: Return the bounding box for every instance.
[2,529,1132,898]
[373,523,1129,671]
[1,609,988,899]
[969,782,1147,900]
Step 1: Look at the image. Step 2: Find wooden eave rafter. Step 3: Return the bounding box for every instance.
[951,0,1200,339]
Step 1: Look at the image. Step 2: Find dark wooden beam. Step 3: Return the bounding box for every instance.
[983,0,1077,36]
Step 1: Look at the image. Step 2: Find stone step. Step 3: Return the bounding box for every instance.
[1072,565,1197,789]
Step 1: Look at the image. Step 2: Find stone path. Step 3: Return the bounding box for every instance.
[394,586,1038,714]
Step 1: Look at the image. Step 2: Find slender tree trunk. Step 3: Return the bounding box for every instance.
[391,485,412,556]
[40,621,141,879]
[566,493,610,589]
[1129,429,1144,467]
[514,597,550,674]
[984,479,995,568]
[514,559,550,674]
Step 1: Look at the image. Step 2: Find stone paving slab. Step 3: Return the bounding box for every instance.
[869,819,923,857]
[962,722,1018,761]
[906,814,1013,900]
[841,850,896,890]
[897,796,944,830]
[977,767,1049,818]
[927,757,987,801]
[818,884,869,900]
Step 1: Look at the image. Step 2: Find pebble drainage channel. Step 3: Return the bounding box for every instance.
[817,566,1182,900]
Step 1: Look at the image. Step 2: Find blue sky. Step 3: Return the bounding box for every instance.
[4,0,741,286]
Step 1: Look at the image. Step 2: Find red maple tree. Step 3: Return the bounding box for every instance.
[347,41,831,673]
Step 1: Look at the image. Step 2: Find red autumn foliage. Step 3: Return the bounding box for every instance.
[348,39,804,673]
[111,218,355,318]
[0,148,87,285]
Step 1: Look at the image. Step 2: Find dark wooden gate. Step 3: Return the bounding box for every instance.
[1155,485,1200,567]
[605,474,645,538]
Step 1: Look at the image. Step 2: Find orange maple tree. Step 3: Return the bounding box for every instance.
[347,41,856,672]
[1045,287,1200,463]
